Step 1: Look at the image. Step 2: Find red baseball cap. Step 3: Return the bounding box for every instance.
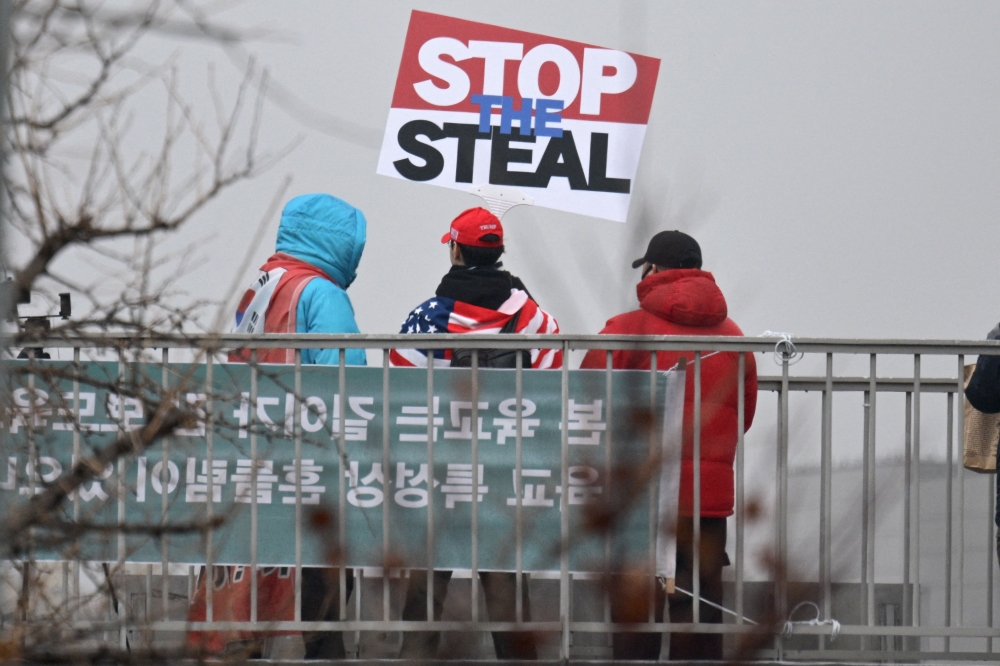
[440,207,504,247]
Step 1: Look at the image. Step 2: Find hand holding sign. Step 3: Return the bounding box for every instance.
[377,11,660,223]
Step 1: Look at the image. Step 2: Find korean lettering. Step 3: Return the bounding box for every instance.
[300,397,327,434]
[175,394,207,437]
[77,462,113,502]
[345,461,384,507]
[506,468,554,507]
[394,462,437,508]
[19,457,63,495]
[232,459,280,504]
[441,463,488,509]
[137,458,180,501]
[9,388,49,433]
[0,457,15,490]
[559,465,602,505]
[332,395,376,441]
[105,394,143,432]
[560,399,607,445]
[278,459,326,504]
[493,398,540,445]
[52,392,99,432]
[185,458,227,502]
[443,401,491,441]
[396,396,443,442]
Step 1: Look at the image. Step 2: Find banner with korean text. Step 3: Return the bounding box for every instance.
[1,362,683,574]
[376,11,660,223]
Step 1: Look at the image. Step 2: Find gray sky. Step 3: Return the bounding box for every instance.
[140,0,1000,345]
[15,1,998,466]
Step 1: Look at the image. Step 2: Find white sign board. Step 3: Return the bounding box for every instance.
[377,11,661,223]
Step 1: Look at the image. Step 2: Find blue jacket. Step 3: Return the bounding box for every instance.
[275,194,367,366]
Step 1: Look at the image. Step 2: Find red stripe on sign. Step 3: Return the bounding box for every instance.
[391,10,660,125]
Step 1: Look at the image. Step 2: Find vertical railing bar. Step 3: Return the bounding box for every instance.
[116,347,126,569]
[649,351,659,624]
[515,349,524,624]
[354,568,362,650]
[425,352,435,624]
[861,389,870,640]
[913,355,922,628]
[294,349,303,622]
[867,354,876,633]
[692,351,701,624]
[382,350,391,623]
[778,352,790,659]
[604,350,613,639]
[945,391,954,652]
[116,350,126,650]
[250,350,259,624]
[903,391,912,630]
[988,472,995,653]
[957,354,965,627]
[160,348,170,621]
[736,352,746,626]
[820,353,833,649]
[471,352,480,624]
[25,364,36,631]
[560,341,570,659]
[337,349,347,621]
[205,353,215,624]
[73,347,82,610]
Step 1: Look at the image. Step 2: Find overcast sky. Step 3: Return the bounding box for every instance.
[41,0,1000,347]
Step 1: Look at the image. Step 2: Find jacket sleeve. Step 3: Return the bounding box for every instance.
[296,278,367,366]
[967,355,1000,414]
[742,350,759,431]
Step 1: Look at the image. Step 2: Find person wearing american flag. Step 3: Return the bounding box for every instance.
[388,206,561,370]
[391,206,561,660]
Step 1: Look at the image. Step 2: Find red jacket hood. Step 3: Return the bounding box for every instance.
[637,269,728,327]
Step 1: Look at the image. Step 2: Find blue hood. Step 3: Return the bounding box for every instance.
[275,193,367,288]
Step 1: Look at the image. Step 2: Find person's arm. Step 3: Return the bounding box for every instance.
[742,350,759,431]
[296,279,367,366]
[967,322,1000,413]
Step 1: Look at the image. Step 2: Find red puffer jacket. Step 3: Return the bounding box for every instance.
[580,269,758,517]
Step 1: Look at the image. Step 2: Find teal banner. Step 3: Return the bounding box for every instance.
[1,361,684,573]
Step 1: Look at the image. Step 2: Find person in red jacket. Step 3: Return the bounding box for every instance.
[581,230,758,661]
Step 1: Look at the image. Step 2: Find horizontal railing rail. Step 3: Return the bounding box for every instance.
[8,332,1000,355]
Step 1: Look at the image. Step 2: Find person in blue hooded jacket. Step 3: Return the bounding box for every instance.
[225,193,366,659]
[231,192,367,366]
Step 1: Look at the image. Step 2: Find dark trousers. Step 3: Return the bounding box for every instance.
[301,567,354,659]
[400,570,537,659]
[611,517,727,660]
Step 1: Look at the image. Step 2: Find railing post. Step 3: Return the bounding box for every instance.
[736,352,746,628]
[913,354,922,630]
[957,354,965,628]
[820,353,833,649]
[692,351,700,625]
[560,340,570,659]
[945,391,954,653]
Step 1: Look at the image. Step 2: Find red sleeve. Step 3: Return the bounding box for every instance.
[742,351,758,432]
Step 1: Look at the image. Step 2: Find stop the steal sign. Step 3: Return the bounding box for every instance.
[377,11,660,223]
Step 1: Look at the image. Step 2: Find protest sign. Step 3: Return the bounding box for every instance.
[377,11,661,222]
[2,361,683,574]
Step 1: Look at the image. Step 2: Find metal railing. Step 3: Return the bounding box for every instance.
[2,332,1000,662]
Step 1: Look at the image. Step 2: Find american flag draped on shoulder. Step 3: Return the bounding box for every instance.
[388,289,562,368]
